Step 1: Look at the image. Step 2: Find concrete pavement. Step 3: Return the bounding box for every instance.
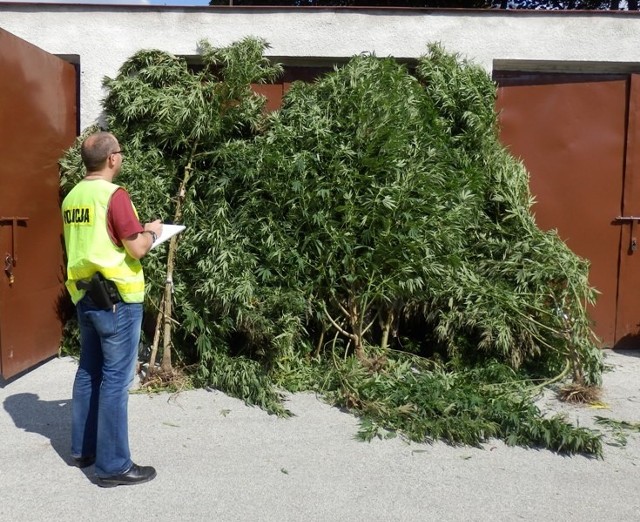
[1,350,639,521]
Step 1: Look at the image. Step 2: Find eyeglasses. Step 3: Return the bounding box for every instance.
[111,150,123,156]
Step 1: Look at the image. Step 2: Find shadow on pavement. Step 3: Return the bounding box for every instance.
[610,348,640,359]
[612,334,640,353]
[3,392,78,468]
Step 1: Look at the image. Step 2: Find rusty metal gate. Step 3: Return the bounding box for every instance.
[0,28,77,378]
[496,71,640,349]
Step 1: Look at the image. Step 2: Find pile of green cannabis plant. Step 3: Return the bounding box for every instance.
[326,355,602,457]
[59,39,604,455]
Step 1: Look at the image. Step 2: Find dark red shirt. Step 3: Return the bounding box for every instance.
[107,188,144,247]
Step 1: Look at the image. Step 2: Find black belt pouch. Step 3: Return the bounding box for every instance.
[77,272,122,310]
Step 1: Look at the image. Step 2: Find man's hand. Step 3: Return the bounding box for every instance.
[144,219,163,239]
[122,220,164,259]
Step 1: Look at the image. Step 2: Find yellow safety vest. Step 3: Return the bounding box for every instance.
[62,179,145,304]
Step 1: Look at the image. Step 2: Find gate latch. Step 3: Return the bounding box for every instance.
[615,216,640,253]
[0,216,29,285]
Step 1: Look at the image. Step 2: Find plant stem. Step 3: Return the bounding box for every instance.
[159,141,197,373]
[381,309,395,351]
[147,298,165,378]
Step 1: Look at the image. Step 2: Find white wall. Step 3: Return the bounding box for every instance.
[2,5,640,128]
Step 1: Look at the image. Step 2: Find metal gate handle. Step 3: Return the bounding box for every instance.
[615,216,640,252]
[0,217,29,284]
[4,254,14,285]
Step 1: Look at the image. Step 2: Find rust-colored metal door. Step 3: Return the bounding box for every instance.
[0,28,77,378]
[614,74,640,348]
[496,72,639,348]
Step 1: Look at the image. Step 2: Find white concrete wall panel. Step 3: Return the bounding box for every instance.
[1,6,640,128]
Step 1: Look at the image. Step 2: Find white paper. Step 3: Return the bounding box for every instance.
[151,224,186,249]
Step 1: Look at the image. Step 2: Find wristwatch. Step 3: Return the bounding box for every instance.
[144,230,158,243]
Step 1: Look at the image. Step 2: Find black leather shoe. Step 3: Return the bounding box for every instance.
[72,455,96,468]
[97,463,156,488]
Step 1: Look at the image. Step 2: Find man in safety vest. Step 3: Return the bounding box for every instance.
[62,131,162,487]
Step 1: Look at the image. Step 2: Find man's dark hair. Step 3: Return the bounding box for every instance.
[81,132,118,171]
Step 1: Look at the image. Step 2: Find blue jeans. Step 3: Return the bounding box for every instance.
[71,297,143,477]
